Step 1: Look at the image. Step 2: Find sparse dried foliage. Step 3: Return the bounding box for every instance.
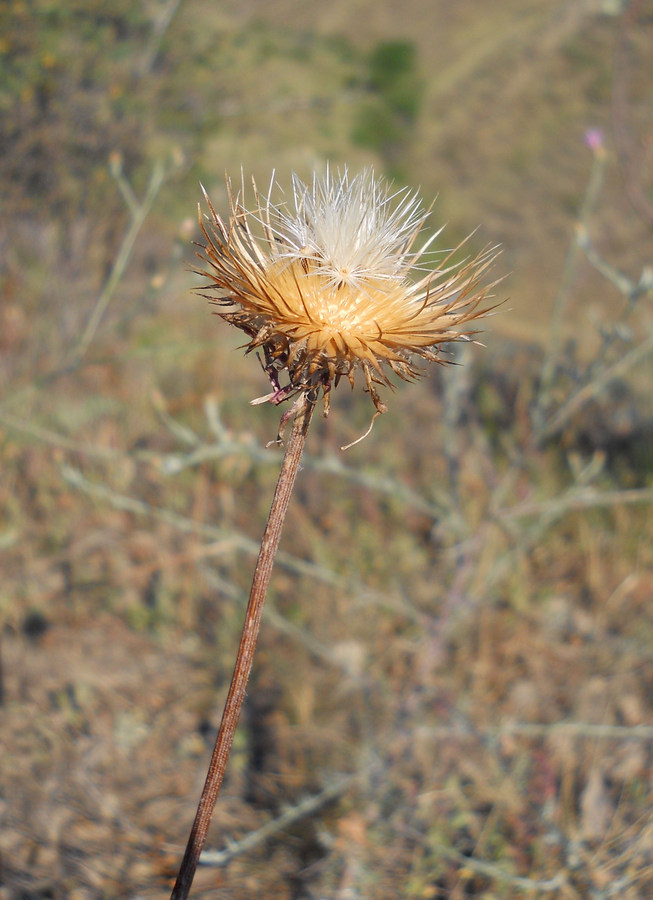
[2,3,653,900]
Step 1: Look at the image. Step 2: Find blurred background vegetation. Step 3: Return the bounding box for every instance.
[1,1,652,898]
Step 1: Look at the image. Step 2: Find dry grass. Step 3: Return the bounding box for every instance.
[1,1,652,898]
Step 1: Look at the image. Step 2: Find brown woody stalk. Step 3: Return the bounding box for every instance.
[170,394,315,900]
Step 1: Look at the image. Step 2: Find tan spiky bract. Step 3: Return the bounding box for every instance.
[196,167,498,415]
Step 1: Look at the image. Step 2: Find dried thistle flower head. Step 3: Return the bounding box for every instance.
[197,167,499,416]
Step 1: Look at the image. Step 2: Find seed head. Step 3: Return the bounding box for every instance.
[196,167,499,416]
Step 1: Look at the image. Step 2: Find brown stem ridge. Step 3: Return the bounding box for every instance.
[170,394,316,900]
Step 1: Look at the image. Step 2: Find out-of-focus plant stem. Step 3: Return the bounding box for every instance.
[534,145,607,436]
[0,157,169,416]
[69,159,166,367]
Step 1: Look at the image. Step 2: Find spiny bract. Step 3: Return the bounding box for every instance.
[196,167,499,415]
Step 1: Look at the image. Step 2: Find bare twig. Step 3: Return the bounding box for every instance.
[577,226,653,302]
[60,463,406,614]
[0,412,121,460]
[612,0,653,226]
[199,775,355,868]
[534,142,607,432]
[0,157,171,418]
[137,0,183,78]
[158,435,453,522]
[69,159,166,366]
[417,721,653,742]
[535,331,653,442]
[402,823,566,894]
[499,484,653,522]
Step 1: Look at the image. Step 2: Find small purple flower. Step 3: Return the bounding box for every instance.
[584,128,604,153]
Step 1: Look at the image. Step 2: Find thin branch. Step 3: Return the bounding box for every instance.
[499,484,653,522]
[418,722,653,742]
[0,158,170,418]
[576,226,651,301]
[536,331,653,442]
[59,464,406,615]
[136,0,183,78]
[68,159,166,367]
[201,567,362,674]
[152,389,201,447]
[535,146,607,430]
[0,412,121,460]
[153,399,455,523]
[435,843,566,894]
[612,0,653,227]
[401,824,566,894]
[199,776,355,868]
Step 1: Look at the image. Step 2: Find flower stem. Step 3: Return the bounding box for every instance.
[170,394,316,900]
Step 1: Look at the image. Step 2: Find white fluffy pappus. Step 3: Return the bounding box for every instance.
[196,167,500,416]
